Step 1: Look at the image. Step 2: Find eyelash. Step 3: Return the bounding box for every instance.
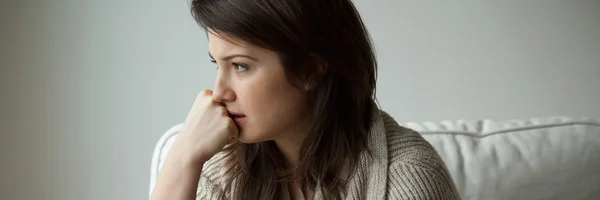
[210,59,249,72]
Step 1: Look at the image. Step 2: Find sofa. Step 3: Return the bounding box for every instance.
[150,116,600,199]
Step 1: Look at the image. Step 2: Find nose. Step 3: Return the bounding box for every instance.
[212,71,236,103]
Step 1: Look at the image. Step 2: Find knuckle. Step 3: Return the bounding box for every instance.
[198,89,212,97]
[226,119,235,126]
[219,107,229,116]
[226,120,237,131]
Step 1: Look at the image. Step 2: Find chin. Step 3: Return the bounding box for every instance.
[237,129,270,144]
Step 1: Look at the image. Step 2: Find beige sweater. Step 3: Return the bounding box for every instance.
[195,110,460,199]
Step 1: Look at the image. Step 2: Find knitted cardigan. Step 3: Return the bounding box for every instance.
[195,109,460,199]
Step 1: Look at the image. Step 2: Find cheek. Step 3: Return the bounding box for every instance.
[239,76,279,106]
[259,83,307,122]
[242,70,293,103]
[240,73,307,124]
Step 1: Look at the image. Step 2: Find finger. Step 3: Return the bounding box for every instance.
[227,118,240,139]
[199,89,213,96]
[217,106,229,117]
[227,136,237,144]
[196,89,214,106]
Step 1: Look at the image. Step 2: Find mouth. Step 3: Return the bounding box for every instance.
[228,112,247,124]
[229,114,246,119]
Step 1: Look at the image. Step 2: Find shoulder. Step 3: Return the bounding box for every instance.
[380,111,460,199]
[380,111,443,167]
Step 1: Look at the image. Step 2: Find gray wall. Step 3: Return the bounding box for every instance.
[1,0,598,199]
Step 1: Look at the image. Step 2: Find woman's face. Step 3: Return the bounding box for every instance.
[207,30,310,143]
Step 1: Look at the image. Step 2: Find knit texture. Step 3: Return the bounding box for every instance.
[194,109,460,199]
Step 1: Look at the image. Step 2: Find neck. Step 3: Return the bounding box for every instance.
[274,117,309,169]
[275,136,303,168]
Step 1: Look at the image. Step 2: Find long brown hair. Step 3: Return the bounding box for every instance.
[190,0,378,199]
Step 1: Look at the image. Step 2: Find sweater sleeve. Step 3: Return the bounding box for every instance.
[387,161,460,200]
[195,175,223,200]
[195,152,229,200]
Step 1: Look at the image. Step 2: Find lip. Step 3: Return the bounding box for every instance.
[227,110,247,125]
[232,115,247,125]
[227,110,245,116]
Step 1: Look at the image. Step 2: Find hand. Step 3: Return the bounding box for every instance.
[171,89,239,167]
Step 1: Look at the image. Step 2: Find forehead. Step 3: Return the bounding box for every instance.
[206,30,283,65]
[207,30,252,54]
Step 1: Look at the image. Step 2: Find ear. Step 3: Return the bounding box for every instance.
[303,54,328,91]
[304,78,317,91]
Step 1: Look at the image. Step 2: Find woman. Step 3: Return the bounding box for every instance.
[151,0,459,199]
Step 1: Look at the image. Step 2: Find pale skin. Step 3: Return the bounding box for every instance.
[150,30,312,200]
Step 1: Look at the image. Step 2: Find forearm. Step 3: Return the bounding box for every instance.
[150,150,205,200]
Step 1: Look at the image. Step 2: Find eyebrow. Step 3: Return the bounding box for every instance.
[208,52,259,62]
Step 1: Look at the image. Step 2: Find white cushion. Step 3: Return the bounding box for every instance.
[402,117,600,200]
[149,123,183,197]
[150,117,600,199]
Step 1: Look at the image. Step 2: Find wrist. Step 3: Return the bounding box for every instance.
[171,139,213,167]
[166,148,207,171]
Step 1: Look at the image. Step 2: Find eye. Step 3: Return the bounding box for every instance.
[209,58,218,70]
[233,63,248,72]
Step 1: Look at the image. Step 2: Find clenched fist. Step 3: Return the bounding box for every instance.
[171,89,239,166]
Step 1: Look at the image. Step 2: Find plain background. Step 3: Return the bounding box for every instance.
[1,0,599,199]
